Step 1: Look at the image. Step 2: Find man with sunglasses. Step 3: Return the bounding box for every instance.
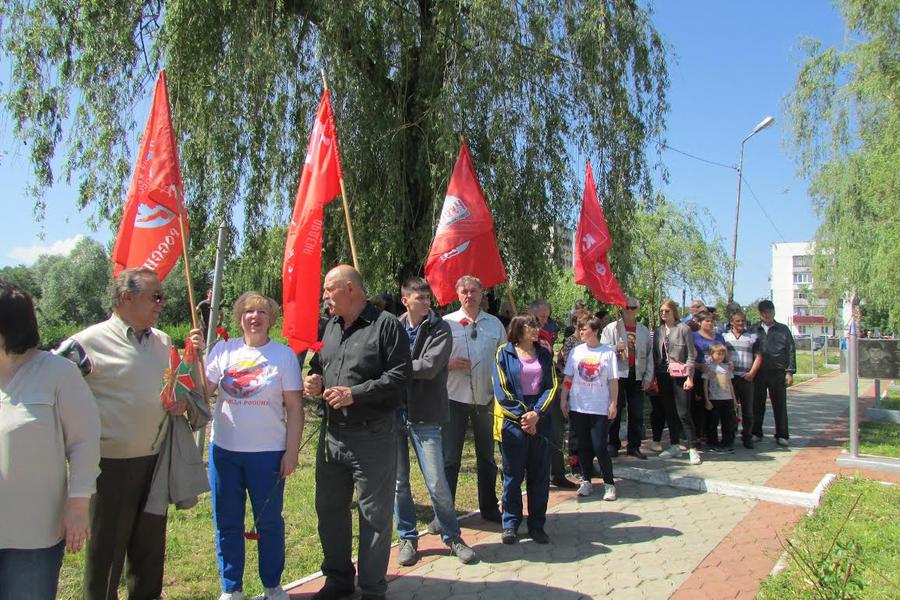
[439,275,507,527]
[55,268,204,600]
[601,295,655,459]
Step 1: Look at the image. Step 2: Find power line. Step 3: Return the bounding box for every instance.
[651,138,737,170]
[740,174,787,242]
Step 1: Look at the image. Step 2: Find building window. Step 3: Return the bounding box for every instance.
[797,325,807,334]
[795,307,809,316]
[793,255,812,269]
[793,272,811,284]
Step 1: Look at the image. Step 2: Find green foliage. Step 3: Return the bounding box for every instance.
[625,196,731,327]
[37,321,82,351]
[0,264,40,299]
[759,477,900,600]
[0,0,670,297]
[34,237,111,328]
[784,0,900,330]
[857,421,900,459]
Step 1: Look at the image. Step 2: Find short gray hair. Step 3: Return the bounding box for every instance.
[112,268,158,308]
[455,275,482,291]
[528,299,550,313]
[624,295,639,308]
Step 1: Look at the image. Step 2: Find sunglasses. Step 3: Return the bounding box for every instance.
[150,292,166,305]
[625,305,639,310]
[524,321,541,330]
[470,326,478,340]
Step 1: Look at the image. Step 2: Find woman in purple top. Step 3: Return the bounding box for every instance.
[692,310,725,448]
[492,315,559,546]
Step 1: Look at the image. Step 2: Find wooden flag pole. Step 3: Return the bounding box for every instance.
[173,187,208,391]
[321,70,360,271]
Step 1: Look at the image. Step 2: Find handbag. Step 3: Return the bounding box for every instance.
[663,328,691,377]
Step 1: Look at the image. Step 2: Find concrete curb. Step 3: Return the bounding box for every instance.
[615,466,835,509]
[865,407,900,423]
[835,453,900,474]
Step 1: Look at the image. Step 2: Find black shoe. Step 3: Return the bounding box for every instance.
[481,509,502,523]
[551,477,579,489]
[361,596,385,600]
[626,448,647,460]
[528,529,550,544]
[501,528,517,544]
[312,584,355,600]
[742,438,755,449]
[608,445,620,458]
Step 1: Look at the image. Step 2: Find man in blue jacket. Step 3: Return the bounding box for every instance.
[394,278,476,567]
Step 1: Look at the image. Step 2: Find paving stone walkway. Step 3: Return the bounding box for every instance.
[286,372,895,599]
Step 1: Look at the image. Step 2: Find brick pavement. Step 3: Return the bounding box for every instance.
[285,372,893,599]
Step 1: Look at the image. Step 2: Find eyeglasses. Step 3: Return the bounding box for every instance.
[470,326,478,340]
[151,292,166,305]
[625,305,639,310]
[524,322,541,330]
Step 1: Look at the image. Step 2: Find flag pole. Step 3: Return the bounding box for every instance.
[320,70,360,271]
[173,187,208,392]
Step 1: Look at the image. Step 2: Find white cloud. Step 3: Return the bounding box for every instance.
[7,234,85,265]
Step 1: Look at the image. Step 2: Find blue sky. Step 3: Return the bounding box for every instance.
[0,1,845,306]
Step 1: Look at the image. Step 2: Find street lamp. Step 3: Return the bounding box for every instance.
[728,115,775,303]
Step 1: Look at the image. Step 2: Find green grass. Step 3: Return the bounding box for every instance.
[57,409,486,599]
[878,387,900,410]
[758,477,900,600]
[794,350,836,377]
[857,421,900,459]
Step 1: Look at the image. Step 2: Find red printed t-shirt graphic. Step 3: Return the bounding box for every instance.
[282,90,343,353]
[574,161,626,307]
[425,140,506,306]
[111,70,187,281]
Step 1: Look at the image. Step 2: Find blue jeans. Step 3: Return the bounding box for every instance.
[442,400,499,516]
[498,409,551,532]
[395,410,461,542]
[209,444,286,593]
[0,540,64,600]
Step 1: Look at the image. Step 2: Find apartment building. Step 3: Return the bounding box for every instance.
[770,241,833,336]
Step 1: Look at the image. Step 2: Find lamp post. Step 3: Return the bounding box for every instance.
[729,115,775,303]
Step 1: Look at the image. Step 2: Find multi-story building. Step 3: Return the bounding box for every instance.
[550,223,575,268]
[770,241,833,336]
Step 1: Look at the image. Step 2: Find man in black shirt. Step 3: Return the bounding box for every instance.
[751,300,796,447]
[304,265,411,600]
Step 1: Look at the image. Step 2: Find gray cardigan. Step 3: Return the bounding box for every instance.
[652,321,697,376]
[399,310,453,423]
[600,319,654,387]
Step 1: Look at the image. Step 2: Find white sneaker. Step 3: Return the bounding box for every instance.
[689,448,702,465]
[577,480,593,496]
[602,484,617,501]
[264,587,289,600]
[219,593,245,600]
[659,446,682,459]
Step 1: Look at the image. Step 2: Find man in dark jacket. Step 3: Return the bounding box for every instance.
[304,265,411,600]
[394,278,476,567]
[751,300,796,447]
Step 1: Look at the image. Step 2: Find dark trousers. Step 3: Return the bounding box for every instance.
[657,372,696,449]
[708,400,736,448]
[753,369,790,439]
[732,376,755,441]
[442,400,499,517]
[609,371,644,450]
[548,399,567,478]
[316,417,397,598]
[691,374,713,444]
[85,455,167,600]
[498,414,551,532]
[649,393,671,443]
[570,411,614,484]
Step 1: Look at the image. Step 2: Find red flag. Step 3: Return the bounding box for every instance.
[574,161,626,306]
[111,70,187,281]
[424,140,507,306]
[282,90,343,353]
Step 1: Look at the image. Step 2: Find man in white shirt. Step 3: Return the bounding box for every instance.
[440,275,507,526]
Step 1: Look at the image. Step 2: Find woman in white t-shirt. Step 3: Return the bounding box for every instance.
[560,312,619,500]
[205,292,303,600]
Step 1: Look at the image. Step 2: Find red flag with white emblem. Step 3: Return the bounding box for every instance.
[282,90,343,353]
[574,161,626,306]
[111,70,187,281]
[424,140,507,306]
